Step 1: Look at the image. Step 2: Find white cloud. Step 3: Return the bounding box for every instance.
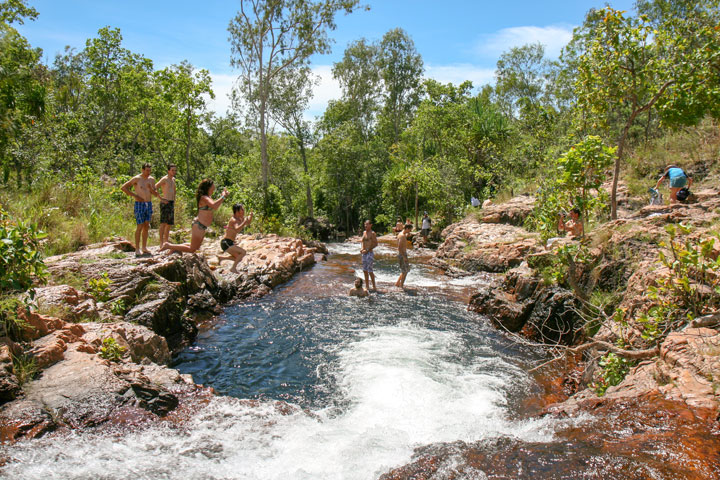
[206,73,237,117]
[476,25,574,59]
[306,65,342,120]
[424,64,495,88]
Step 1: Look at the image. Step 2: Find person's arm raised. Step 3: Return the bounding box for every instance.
[204,189,230,210]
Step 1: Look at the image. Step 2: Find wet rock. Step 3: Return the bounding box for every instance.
[468,285,533,332]
[0,338,22,402]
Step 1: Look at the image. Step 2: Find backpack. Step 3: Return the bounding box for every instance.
[676,187,690,202]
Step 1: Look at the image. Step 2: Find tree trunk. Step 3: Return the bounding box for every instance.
[298,139,313,218]
[185,113,192,184]
[414,180,419,229]
[260,96,270,216]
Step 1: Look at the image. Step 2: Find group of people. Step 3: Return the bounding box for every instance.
[349,219,414,297]
[120,164,253,273]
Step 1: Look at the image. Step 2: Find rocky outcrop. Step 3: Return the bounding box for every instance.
[433,220,539,273]
[475,194,535,226]
[1,233,323,441]
[0,311,195,442]
[547,327,720,419]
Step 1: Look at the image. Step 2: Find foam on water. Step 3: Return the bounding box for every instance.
[3,322,558,480]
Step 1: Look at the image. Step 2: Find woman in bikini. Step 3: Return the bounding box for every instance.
[161,178,228,253]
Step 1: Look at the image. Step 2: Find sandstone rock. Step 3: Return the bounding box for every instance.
[469,285,533,332]
[82,322,171,366]
[435,220,539,274]
[476,194,535,226]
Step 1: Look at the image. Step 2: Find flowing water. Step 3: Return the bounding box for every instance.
[2,242,575,479]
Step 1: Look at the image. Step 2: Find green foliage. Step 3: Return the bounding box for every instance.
[11,353,37,385]
[527,136,615,239]
[0,208,47,295]
[99,337,126,362]
[87,273,112,302]
[0,295,28,341]
[593,352,634,396]
[110,299,128,316]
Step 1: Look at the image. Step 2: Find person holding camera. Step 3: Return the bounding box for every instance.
[558,208,583,238]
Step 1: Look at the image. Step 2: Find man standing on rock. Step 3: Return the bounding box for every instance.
[396,223,412,289]
[361,220,378,292]
[121,163,160,257]
[155,164,177,247]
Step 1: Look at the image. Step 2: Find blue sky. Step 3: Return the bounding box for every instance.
[16,0,636,118]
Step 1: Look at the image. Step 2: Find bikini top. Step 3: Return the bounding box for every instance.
[198,205,211,211]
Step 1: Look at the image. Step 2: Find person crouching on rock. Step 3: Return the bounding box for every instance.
[217,203,254,273]
[349,278,368,297]
[161,179,227,253]
[557,208,583,238]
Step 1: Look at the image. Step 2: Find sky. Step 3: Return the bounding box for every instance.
[16,0,637,119]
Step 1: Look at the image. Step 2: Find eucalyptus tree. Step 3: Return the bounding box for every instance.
[228,0,362,213]
[156,61,214,183]
[0,0,37,25]
[268,66,317,217]
[575,3,720,219]
[377,28,424,145]
[494,42,549,117]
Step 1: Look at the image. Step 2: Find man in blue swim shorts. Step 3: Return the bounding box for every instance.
[121,163,160,256]
[656,165,692,204]
[361,219,378,292]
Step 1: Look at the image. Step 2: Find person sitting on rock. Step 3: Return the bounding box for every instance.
[349,277,368,297]
[655,165,692,204]
[558,208,583,238]
[161,179,227,254]
[392,217,404,233]
[217,203,254,273]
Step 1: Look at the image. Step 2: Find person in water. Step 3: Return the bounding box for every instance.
[349,278,368,297]
[395,223,412,288]
[217,203,254,273]
[121,163,160,257]
[361,219,378,292]
[161,179,228,253]
[655,165,692,204]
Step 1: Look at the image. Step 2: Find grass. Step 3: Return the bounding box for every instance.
[12,354,38,385]
[51,271,86,290]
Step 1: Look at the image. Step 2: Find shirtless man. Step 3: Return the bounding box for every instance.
[121,163,159,256]
[361,220,378,292]
[348,278,368,297]
[395,223,412,288]
[217,203,254,273]
[155,164,177,246]
[558,208,583,237]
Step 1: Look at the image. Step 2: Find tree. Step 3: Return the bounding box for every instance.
[495,42,549,117]
[0,0,37,25]
[575,4,720,219]
[228,0,362,214]
[268,66,317,217]
[377,28,423,145]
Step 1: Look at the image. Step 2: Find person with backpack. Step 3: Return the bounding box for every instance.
[656,165,692,204]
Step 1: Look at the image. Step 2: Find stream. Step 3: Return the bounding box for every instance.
[3,241,717,479]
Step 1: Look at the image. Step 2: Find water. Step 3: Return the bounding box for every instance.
[2,242,561,480]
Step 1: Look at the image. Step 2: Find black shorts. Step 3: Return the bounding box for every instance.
[220,238,234,252]
[160,200,175,225]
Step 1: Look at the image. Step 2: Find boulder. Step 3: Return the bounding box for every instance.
[476,194,535,226]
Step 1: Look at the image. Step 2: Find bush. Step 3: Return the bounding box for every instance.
[0,208,47,296]
[87,273,112,302]
[593,352,634,396]
[0,296,30,341]
[99,337,126,362]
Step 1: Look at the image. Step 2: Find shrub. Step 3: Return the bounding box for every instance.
[87,273,112,302]
[0,208,47,297]
[593,352,634,396]
[0,296,30,341]
[99,337,126,362]
[12,354,38,385]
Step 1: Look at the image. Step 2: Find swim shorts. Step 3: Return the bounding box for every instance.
[669,176,688,188]
[362,251,374,273]
[160,200,175,225]
[398,254,410,274]
[220,238,234,252]
[134,201,153,225]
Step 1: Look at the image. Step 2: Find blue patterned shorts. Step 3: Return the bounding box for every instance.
[134,201,153,225]
[362,251,374,272]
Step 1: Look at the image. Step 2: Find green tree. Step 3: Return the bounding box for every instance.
[228,0,362,214]
[0,0,37,25]
[575,4,720,219]
[377,28,424,145]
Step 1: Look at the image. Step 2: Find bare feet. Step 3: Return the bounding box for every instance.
[135,250,142,257]
[142,249,152,256]
[159,243,169,251]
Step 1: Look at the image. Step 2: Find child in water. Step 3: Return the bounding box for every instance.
[349,278,368,297]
